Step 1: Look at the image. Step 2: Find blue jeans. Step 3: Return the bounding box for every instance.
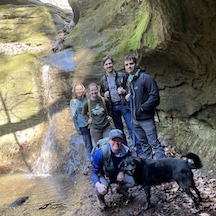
[131,120,144,155]
[133,118,165,159]
[111,104,132,144]
[112,104,142,153]
[80,126,93,163]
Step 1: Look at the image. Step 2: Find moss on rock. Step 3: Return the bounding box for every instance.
[0,1,71,173]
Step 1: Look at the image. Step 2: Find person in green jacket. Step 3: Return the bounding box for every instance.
[82,83,112,144]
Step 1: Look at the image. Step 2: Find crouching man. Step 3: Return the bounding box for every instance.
[91,129,135,211]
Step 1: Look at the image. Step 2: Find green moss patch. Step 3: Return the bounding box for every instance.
[0,6,56,47]
[117,6,151,54]
[0,53,40,121]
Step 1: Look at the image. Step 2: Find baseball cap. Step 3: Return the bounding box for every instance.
[109,129,124,140]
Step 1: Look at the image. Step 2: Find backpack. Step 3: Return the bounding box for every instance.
[91,137,115,177]
[91,137,109,155]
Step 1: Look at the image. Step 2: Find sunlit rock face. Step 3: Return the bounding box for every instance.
[0,0,74,174]
[137,0,216,176]
[65,0,216,176]
[0,0,215,176]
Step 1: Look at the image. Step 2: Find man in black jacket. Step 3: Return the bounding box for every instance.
[125,54,165,159]
[100,56,139,151]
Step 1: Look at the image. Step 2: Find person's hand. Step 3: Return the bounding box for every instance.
[95,182,108,195]
[117,171,124,182]
[117,87,125,95]
[125,94,131,102]
[104,91,110,98]
[107,116,112,122]
[88,118,92,124]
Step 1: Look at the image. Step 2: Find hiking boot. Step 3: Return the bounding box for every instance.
[97,195,107,212]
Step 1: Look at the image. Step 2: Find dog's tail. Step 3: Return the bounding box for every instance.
[184,152,202,169]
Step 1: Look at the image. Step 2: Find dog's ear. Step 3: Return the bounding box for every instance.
[133,157,141,164]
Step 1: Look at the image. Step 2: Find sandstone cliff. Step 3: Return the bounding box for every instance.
[0,0,215,176]
[65,0,216,176]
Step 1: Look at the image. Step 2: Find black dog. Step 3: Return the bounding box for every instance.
[119,153,202,210]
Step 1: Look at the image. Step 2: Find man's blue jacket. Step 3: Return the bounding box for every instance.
[91,143,130,185]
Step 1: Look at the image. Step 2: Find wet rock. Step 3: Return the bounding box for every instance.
[8,196,29,207]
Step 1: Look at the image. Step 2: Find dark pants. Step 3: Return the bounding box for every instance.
[90,125,111,145]
[133,118,165,159]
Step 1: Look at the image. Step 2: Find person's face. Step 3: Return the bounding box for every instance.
[103,59,114,74]
[109,138,123,154]
[89,85,98,98]
[124,59,136,74]
[74,84,85,98]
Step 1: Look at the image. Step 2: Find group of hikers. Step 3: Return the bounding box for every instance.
[70,54,165,211]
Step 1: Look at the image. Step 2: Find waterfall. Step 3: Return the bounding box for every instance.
[33,65,59,175]
[33,50,77,175]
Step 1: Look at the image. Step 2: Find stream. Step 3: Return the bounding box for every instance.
[0,174,93,216]
[0,49,89,215]
[0,132,93,216]
[0,173,79,215]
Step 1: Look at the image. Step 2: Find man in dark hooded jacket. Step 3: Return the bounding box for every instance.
[124,54,165,159]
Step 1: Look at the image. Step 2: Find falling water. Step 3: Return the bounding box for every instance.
[33,65,59,175]
[33,125,58,175]
[33,50,77,175]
